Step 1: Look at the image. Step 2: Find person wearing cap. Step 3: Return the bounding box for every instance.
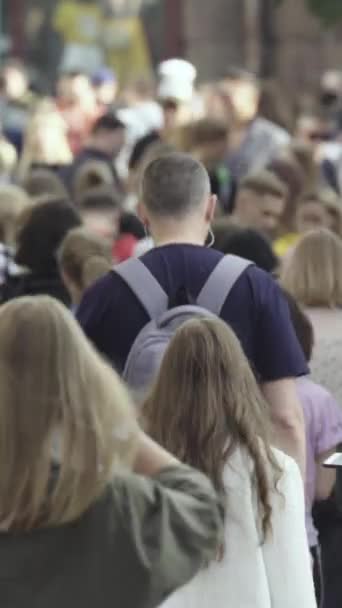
[157,59,200,130]
[92,67,118,111]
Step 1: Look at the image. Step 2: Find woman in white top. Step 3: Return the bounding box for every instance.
[281,227,342,406]
[143,317,316,608]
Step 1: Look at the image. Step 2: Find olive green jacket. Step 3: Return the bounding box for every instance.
[0,466,223,608]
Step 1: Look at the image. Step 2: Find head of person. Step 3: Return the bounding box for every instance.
[92,67,118,106]
[0,185,30,246]
[214,223,279,274]
[143,317,281,541]
[128,131,161,192]
[18,98,72,180]
[0,296,137,531]
[233,170,287,240]
[119,212,145,240]
[89,113,126,159]
[139,153,217,246]
[282,290,314,363]
[295,192,329,235]
[320,69,342,114]
[57,71,94,109]
[1,60,29,101]
[202,83,235,125]
[59,227,112,306]
[176,119,229,170]
[157,59,197,130]
[129,139,175,202]
[281,228,342,308]
[16,198,81,276]
[73,160,117,201]
[22,168,68,200]
[78,186,121,240]
[222,68,259,125]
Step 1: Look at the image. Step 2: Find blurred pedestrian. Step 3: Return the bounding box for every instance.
[222,68,290,180]
[2,198,81,305]
[232,170,287,240]
[66,113,125,196]
[0,60,36,153]
[17,99,73,181]
[281,228,342,404]
[284,290,342,606]
[59,226,112,308]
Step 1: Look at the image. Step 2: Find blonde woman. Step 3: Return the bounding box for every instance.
[281,228,342,406]
[144,318,316,608]
[0,136,17,181]
[0,185,30,285]
[0,184,30,246]
[0,296,223,608]
[59,226,113,308]
[17,98,73,181]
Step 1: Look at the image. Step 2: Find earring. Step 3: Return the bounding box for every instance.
[206,227,215,248]
[144,224,150,238]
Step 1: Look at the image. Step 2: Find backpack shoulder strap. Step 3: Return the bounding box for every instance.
[114,258,168,319]
[197,255,253,316]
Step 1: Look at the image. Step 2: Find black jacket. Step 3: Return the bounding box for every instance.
[0,272,70,306]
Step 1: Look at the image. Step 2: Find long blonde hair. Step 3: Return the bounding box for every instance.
[17,99,73,180]
[59,227,112,293]
[0,296,137,531]
[0,185,30,245]
[281,228,342,308]
[144,317,281,540]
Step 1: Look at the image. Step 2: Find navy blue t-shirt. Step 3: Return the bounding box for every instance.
[77,244,308,382]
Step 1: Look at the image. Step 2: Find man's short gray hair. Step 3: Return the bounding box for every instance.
[142,153,211,218]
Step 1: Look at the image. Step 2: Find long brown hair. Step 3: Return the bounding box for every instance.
[0,296,138,531]
[144,317,281,540]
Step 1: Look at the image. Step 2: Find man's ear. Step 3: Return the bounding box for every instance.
[137,202,149,227]
[205,194,217,223]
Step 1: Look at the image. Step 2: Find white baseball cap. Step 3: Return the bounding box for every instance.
[157,59,197,103]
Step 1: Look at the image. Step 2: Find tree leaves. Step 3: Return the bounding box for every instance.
[275,0,342,25]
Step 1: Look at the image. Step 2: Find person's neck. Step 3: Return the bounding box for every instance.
[153,230,206,247]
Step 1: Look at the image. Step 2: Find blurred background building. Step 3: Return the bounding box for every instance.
[1,0,342,91]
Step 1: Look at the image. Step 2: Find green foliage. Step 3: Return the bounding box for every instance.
[275,0,342,25]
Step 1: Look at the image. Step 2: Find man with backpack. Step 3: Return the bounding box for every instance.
[77,153,307,476]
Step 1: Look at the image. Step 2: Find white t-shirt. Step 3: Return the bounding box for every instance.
[162,447,316,608]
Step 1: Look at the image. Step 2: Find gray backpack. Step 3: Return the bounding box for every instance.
[115,255,253,401]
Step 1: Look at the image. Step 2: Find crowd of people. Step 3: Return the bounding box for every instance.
[1,52,342,607]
